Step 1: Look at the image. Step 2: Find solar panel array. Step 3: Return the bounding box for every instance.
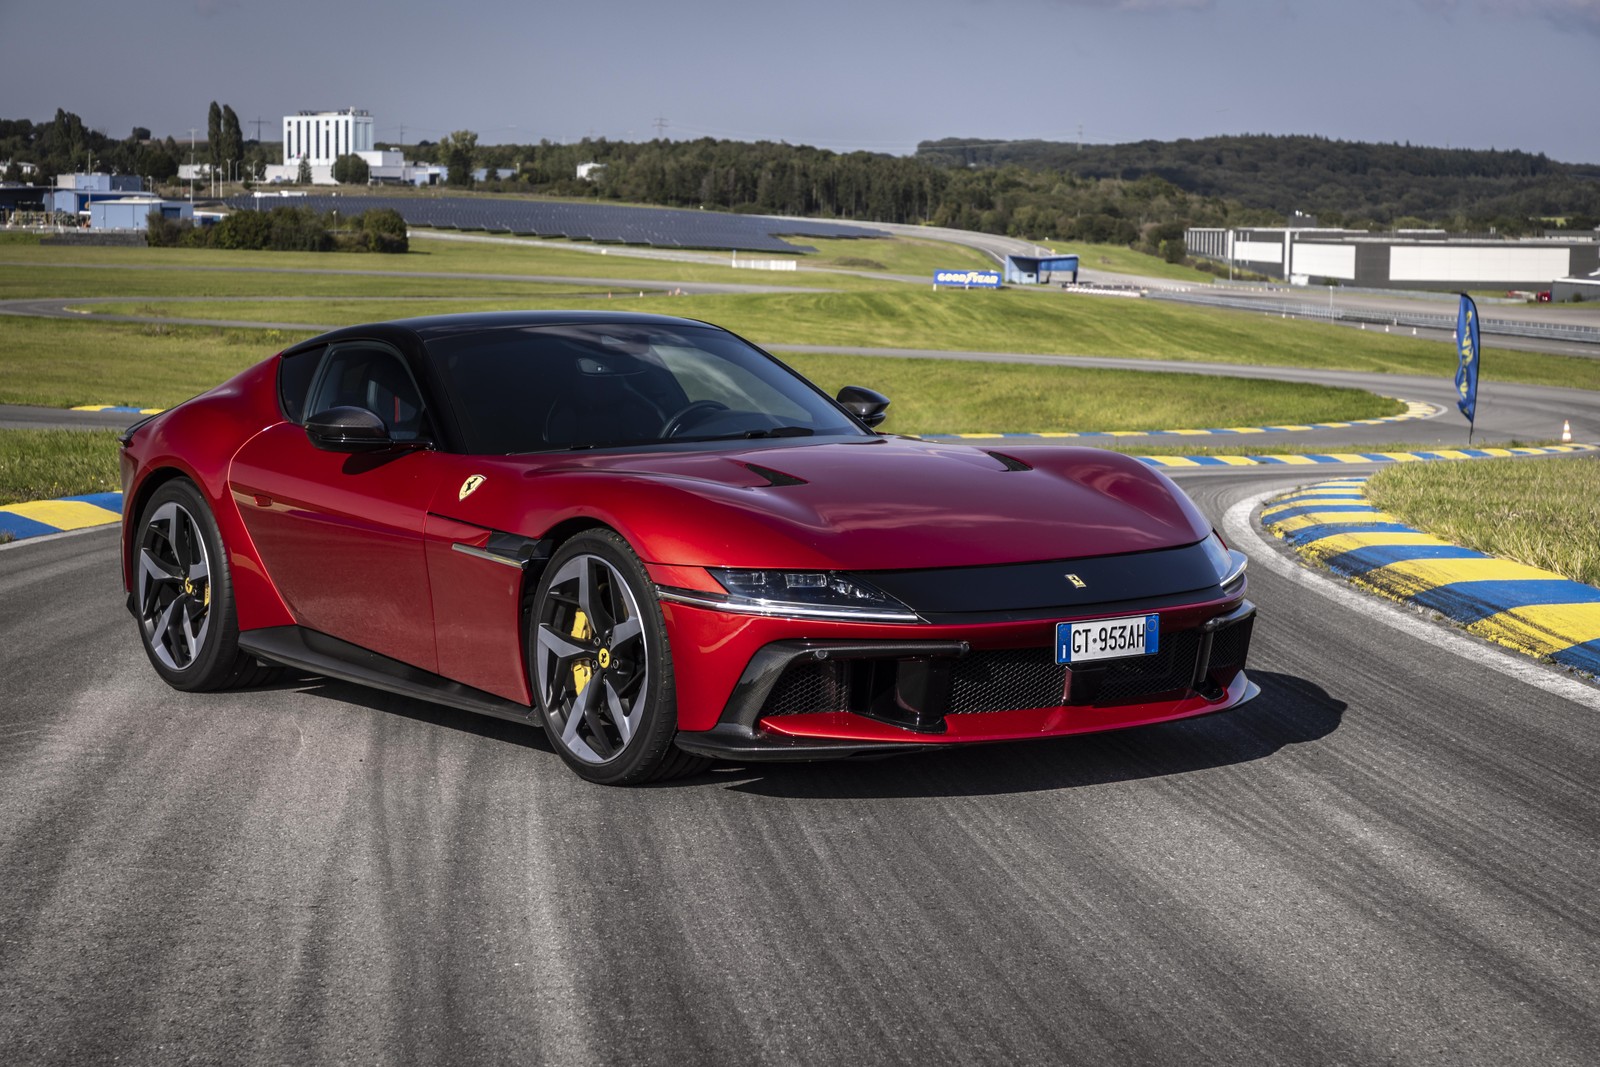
[225,194,886,253]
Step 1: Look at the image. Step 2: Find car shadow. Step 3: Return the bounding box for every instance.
[249,669,1340,799]
[260,671,558,754]
[709,670,1344,799]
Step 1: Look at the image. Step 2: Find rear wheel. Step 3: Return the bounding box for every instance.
[134,478,277,692]
[531,530,707,785]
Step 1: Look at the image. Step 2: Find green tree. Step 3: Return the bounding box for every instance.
[438,129,478,187]
[211,209,271,249]
[332,153,370,184]
[136,143,178,183]
[267,205,330,251]
[220,105,244,181]
[297,156,312,185]
[358,207,408,252]
[207,101,221,175]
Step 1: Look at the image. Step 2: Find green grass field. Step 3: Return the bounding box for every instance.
[1367,456,1600,586]
[1053,243,1214,283]
[0,429,123,507]
[2,224,1594,573]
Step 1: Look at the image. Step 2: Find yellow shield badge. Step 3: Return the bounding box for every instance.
[459,474,486,501]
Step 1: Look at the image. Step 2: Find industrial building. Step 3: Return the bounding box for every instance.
[1186,225,1600,291]
[89,196,193,230]
[283,108,374,167]
[49,172,146,215]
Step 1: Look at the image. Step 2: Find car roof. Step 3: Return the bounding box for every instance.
[290,310,723,352]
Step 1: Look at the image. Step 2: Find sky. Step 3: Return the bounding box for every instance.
[3,0,1597,163]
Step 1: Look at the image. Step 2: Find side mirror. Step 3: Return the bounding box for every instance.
[836,385,890,428]
[305,406,395,453]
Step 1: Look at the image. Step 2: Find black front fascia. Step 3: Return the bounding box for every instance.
[858,542,1223,621]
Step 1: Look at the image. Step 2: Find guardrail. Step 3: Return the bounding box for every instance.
[1149,289,1600,346]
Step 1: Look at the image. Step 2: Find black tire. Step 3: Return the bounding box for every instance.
[530,530,708,785]
[133,478,278,692]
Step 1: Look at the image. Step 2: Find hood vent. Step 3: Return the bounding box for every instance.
[744,463,808,487]
[985,450,1034,472]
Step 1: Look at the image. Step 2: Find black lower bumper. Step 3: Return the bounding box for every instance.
[673,723,931,762]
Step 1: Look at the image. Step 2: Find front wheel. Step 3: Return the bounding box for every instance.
[530,530,705,785]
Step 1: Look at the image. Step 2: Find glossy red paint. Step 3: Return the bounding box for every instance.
[428,439,1210,573]
[231,422,441,671]
[423,513,531,705]
[120,360,295,632]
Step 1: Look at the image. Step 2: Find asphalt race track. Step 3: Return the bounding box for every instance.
[4,456,1600,1064]
[4,266,1600,1061]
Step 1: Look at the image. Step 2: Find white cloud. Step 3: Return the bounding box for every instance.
[1417,0,1600,33]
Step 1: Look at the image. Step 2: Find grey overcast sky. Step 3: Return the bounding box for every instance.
[3,0,1597,162]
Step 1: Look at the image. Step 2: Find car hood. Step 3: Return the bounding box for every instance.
[499,438,1210,570]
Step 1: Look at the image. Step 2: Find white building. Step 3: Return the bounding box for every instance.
[283,109,374,167]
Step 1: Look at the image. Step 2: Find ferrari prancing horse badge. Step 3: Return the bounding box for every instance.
[459,474,486,500]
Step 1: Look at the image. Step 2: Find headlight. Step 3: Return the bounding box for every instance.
[699,569,920,622]
[1200,532,1248,590]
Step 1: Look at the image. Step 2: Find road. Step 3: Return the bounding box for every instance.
[4,457,1599,1064]
[5,238,1600,1064]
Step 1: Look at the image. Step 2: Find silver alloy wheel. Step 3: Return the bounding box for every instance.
[534,553,650,765]
[137,500,213,673]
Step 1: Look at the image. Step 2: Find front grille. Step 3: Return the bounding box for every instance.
[1209,616,1253,673]
[756,628,1211,720]
[1089,631,1201,706]
[761,661,850,716]
[948,650,1065,714]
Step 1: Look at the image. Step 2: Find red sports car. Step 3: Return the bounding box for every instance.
[120,312,1256,784]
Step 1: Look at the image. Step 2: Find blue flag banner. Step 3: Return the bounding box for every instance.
[1454,293,1480,427]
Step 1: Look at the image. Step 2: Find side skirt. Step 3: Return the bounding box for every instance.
[239,625,538,726]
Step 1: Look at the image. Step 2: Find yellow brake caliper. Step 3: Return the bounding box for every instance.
[570,610,593,695]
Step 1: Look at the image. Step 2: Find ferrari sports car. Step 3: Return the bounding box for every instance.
[120,311,1257,784]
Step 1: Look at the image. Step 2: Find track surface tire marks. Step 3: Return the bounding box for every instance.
[4,492,1599,1064]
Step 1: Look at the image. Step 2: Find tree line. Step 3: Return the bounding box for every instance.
[8,106,1598,248]
[916,134,1600,235]
[148,204,408,254]
[0,105,279,188]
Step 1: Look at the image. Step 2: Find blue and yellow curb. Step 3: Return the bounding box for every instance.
[927,398,1440,440]
[1135,443,1597,469]
[0,493,123,542]
[1261,476,1600,679]
[71,405,164,415]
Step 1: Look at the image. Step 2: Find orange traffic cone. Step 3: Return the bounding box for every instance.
[1562,420,1572,443]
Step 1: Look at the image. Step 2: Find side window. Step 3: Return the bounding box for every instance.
[278,345,325,423]
[307,343,434,442]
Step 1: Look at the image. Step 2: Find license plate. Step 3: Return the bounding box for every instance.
[1057,614,1159,664]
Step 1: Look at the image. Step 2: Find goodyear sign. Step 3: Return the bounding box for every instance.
[933,269,1001,288]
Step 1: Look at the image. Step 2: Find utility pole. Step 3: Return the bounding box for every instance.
[188,127,197,203]
[1077,123,1083,151]
[251,117,265,141]
[653,115,668,139]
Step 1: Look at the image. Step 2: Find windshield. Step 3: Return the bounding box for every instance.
[426,322,867,454]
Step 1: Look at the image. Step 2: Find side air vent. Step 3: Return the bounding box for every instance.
[985,451,1034,472]
[745,463,808,487]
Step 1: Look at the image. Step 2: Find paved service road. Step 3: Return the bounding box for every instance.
[3,455,1599,1064]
